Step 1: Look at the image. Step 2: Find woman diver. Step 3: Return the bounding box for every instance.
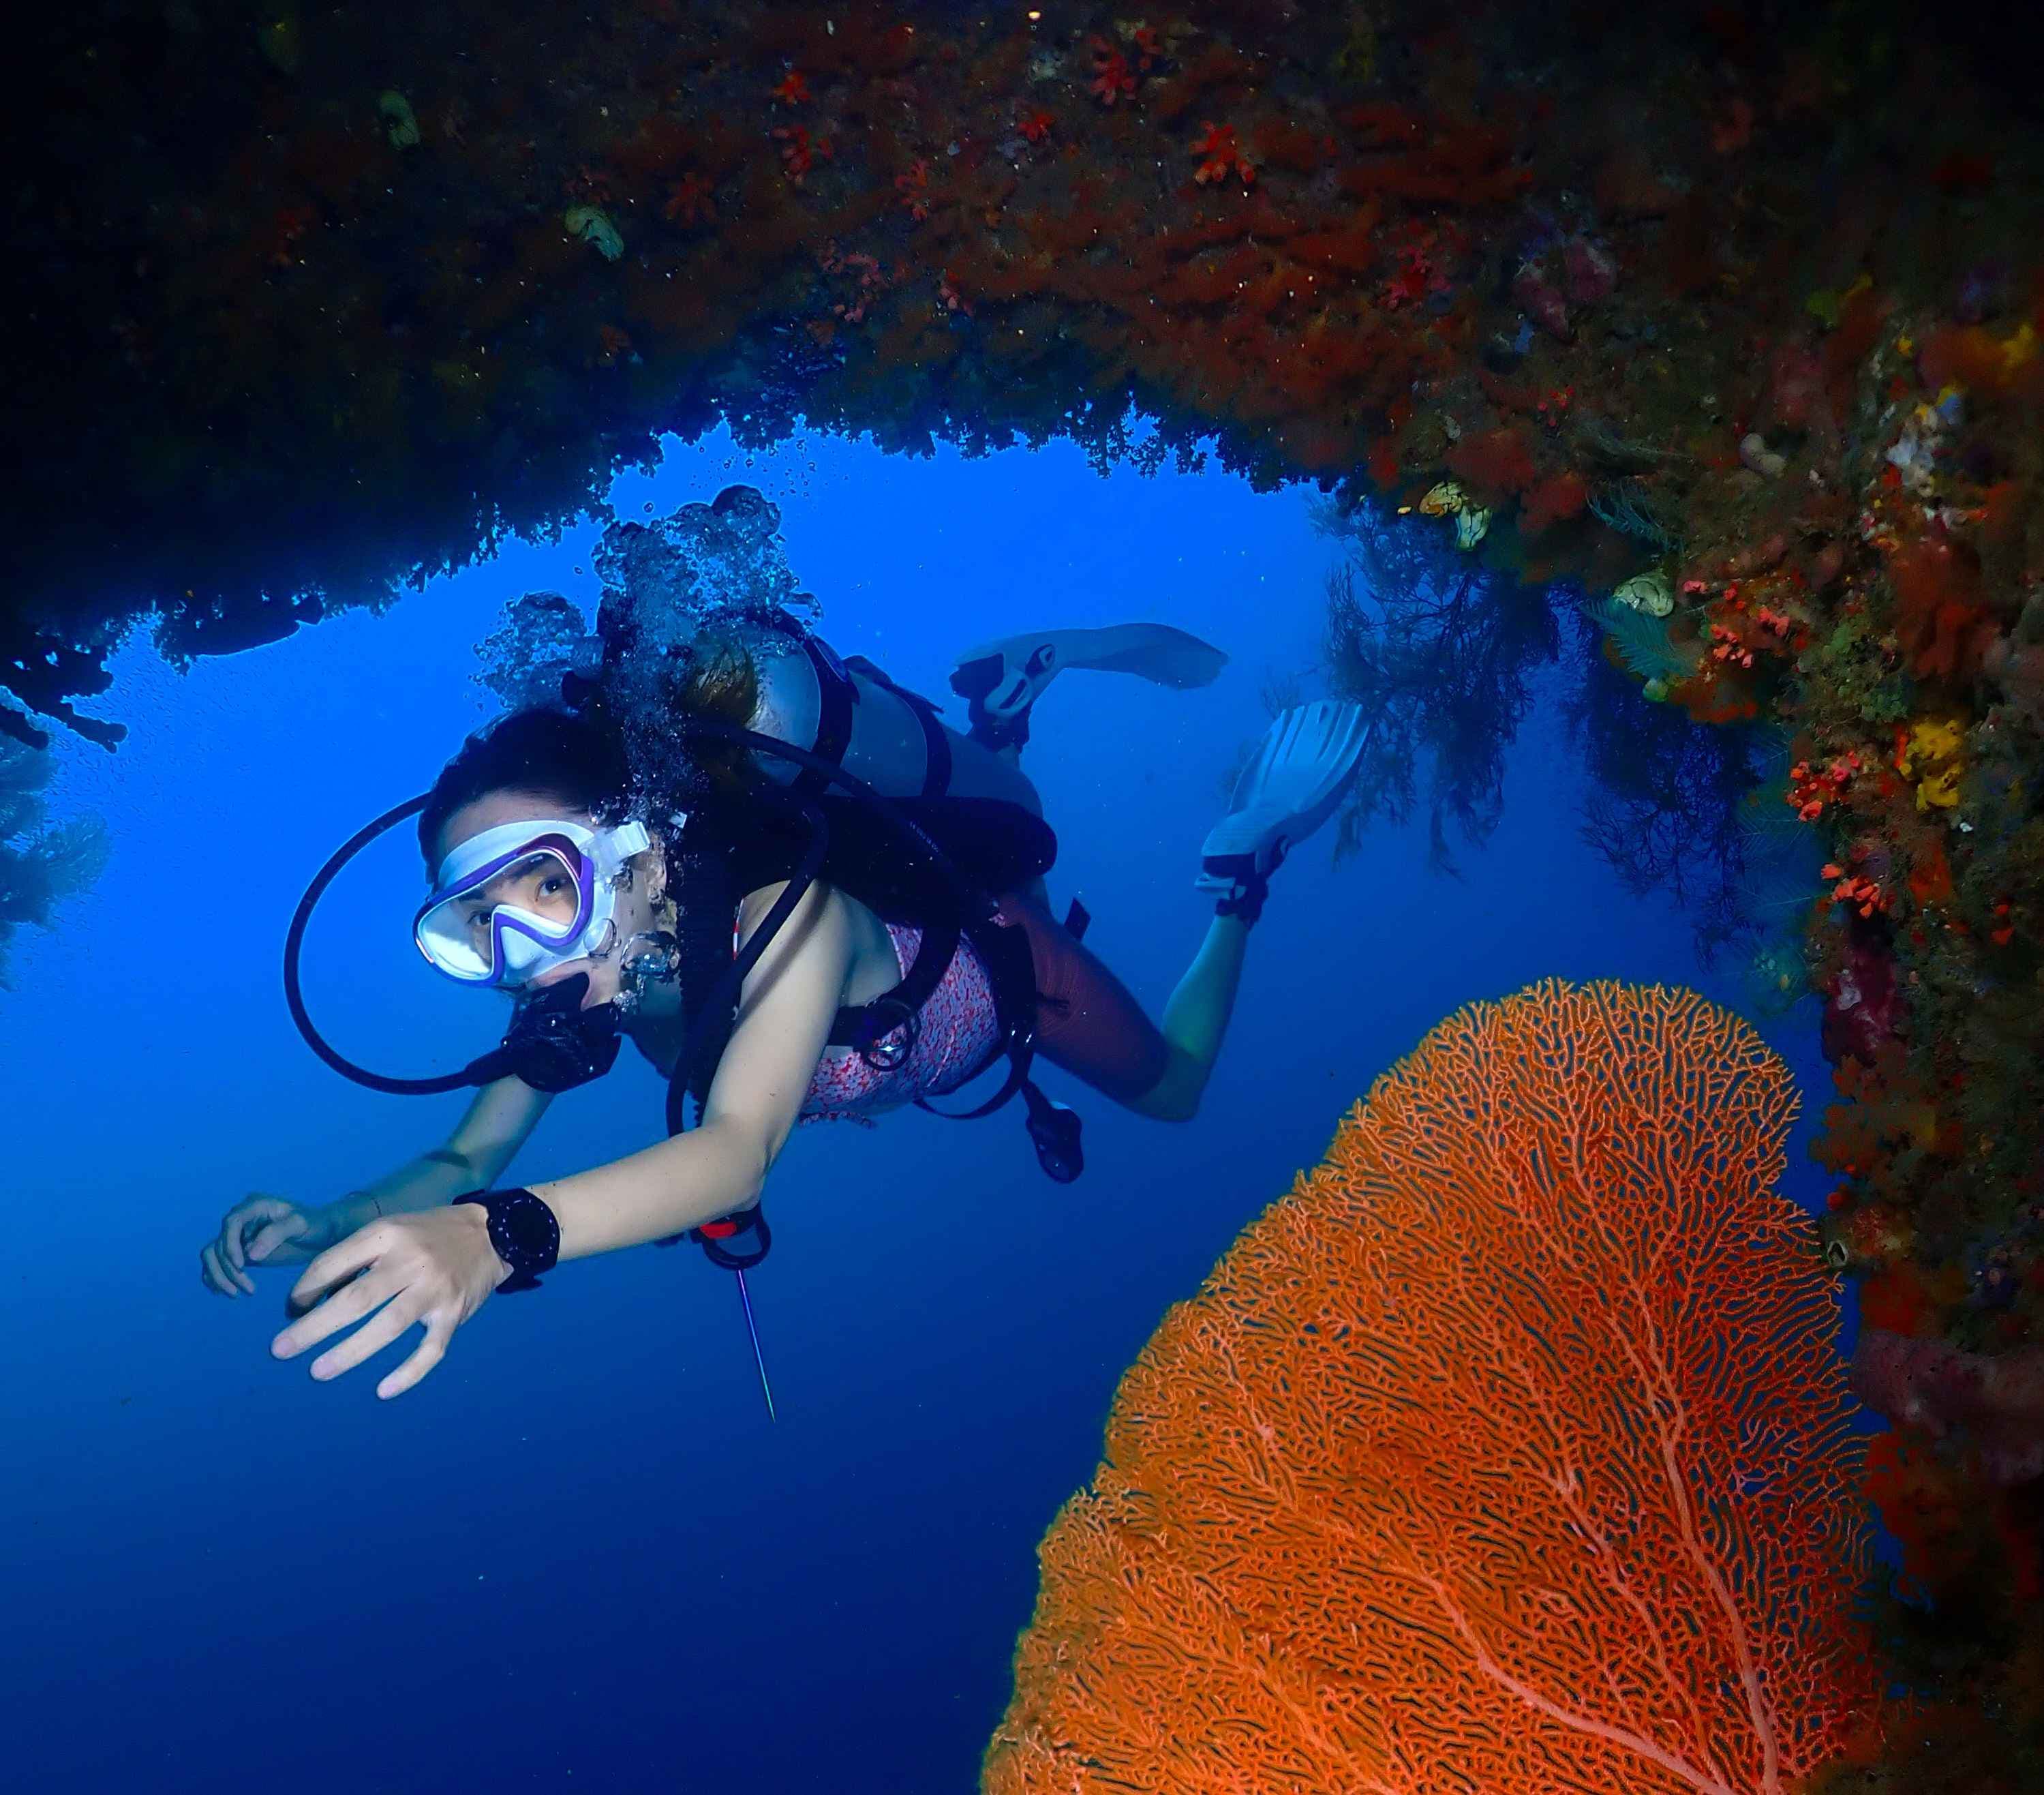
[200,606,1369,1404]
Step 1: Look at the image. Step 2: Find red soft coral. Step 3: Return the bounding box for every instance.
[1887,534,1996,681]
[1520,469,1587,534]
[1088,36,1136,106]
[1446,425,1538,500]
[1190,121,1253,187]
[1855,1329,2044,1486]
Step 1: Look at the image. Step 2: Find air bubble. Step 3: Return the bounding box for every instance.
[475,487,819,809]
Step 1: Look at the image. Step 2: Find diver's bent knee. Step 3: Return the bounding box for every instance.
[1122,1064,1204,1123]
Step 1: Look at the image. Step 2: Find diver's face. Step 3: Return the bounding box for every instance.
[434,789,665,1007]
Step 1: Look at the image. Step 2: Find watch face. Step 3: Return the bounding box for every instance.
[501,1192,560,1261]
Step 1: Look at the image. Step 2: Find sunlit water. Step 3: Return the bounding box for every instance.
[1,425,1838,1794]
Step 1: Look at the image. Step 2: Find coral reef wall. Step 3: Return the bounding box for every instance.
[983,980,1883,1794]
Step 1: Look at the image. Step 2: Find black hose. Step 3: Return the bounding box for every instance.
[281,791,485,1096]
[285,717,988,1100]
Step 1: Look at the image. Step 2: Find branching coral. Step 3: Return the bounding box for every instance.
[985,981,1884,1794]
[1588,479,1686,554]
[1566,643,1756,958]
[1315,502,1559,870]
[0,740,109,988]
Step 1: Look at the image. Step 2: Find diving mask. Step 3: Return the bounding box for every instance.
[414,817,652,987]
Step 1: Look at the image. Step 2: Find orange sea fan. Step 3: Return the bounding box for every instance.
[984,980,1883,1795]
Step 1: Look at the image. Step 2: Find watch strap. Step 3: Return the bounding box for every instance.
[454,1187,560,1292]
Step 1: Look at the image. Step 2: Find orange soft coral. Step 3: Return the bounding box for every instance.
[986,981,1884,1795]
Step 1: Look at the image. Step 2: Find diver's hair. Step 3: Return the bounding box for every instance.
[672,629,765,798]
[417,706,632,867]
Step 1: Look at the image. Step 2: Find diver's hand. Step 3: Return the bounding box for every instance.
[201,1194,335,1297]
[270,1206,509,1400]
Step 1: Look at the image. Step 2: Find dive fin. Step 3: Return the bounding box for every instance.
[949,623,1228,746]
[1196,702,1371,919]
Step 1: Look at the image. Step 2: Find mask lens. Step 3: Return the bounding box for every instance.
[489,849,583,930]
[415,840,592,984]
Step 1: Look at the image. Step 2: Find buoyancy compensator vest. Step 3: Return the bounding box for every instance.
[660,787,1057,1114]
[560,606,1086,1183]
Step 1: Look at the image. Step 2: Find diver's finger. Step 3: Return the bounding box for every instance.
[222,1196,290,1272]
[288,1225,391,1311]
[201,1241,254,1298]
[272,1263,397,1361]
[376,1314,454,1401]
[247,1215,308,1265]
[310,1295,421,1383]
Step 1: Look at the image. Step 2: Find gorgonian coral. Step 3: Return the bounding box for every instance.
[986,981,1884,1794]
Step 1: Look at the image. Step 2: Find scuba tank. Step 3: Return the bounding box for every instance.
[707,620,1043,816]
[585,484,1035,816]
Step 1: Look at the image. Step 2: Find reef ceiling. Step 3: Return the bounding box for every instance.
[4,1,2028,738]
[11,2,2044,1778]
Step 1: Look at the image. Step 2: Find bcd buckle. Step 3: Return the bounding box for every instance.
[854,997,919,1072]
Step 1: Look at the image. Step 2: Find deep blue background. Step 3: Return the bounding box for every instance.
[1,427,1837,1793]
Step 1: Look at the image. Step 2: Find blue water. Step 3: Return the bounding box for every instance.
[1,427,1837,1793]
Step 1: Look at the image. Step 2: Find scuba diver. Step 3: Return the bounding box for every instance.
[201,561,1369,1408]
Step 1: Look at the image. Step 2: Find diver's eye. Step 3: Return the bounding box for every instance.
[539,874,569,899]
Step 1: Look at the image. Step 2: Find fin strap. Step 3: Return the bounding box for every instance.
[1204,849,1279,924]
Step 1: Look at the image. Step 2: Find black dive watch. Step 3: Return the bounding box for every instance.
[454,1188,561,1293]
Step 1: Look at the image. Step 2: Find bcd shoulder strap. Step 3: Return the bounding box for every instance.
[667,789,1081,1181]
[668,789,1050,1115]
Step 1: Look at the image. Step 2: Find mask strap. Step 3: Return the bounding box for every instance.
[603,820,653,865]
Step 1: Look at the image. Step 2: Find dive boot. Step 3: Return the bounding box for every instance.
[1197,701,1371,922]
[949,623,1228,751]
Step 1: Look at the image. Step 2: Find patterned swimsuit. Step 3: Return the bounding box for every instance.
[716,888,1172,1123]
[779,918,1004,1125]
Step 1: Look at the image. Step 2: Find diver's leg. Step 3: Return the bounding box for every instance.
[1124,916,1252,1123]
[1084,701,1373,1120]
[993,893,1239,1123]
[993,893,1174,1108]
[949,624,1228,755]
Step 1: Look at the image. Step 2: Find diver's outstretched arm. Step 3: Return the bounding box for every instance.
[201,1076,556,1297]
[532,879,851,1259]
[320,1076,554,1237]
